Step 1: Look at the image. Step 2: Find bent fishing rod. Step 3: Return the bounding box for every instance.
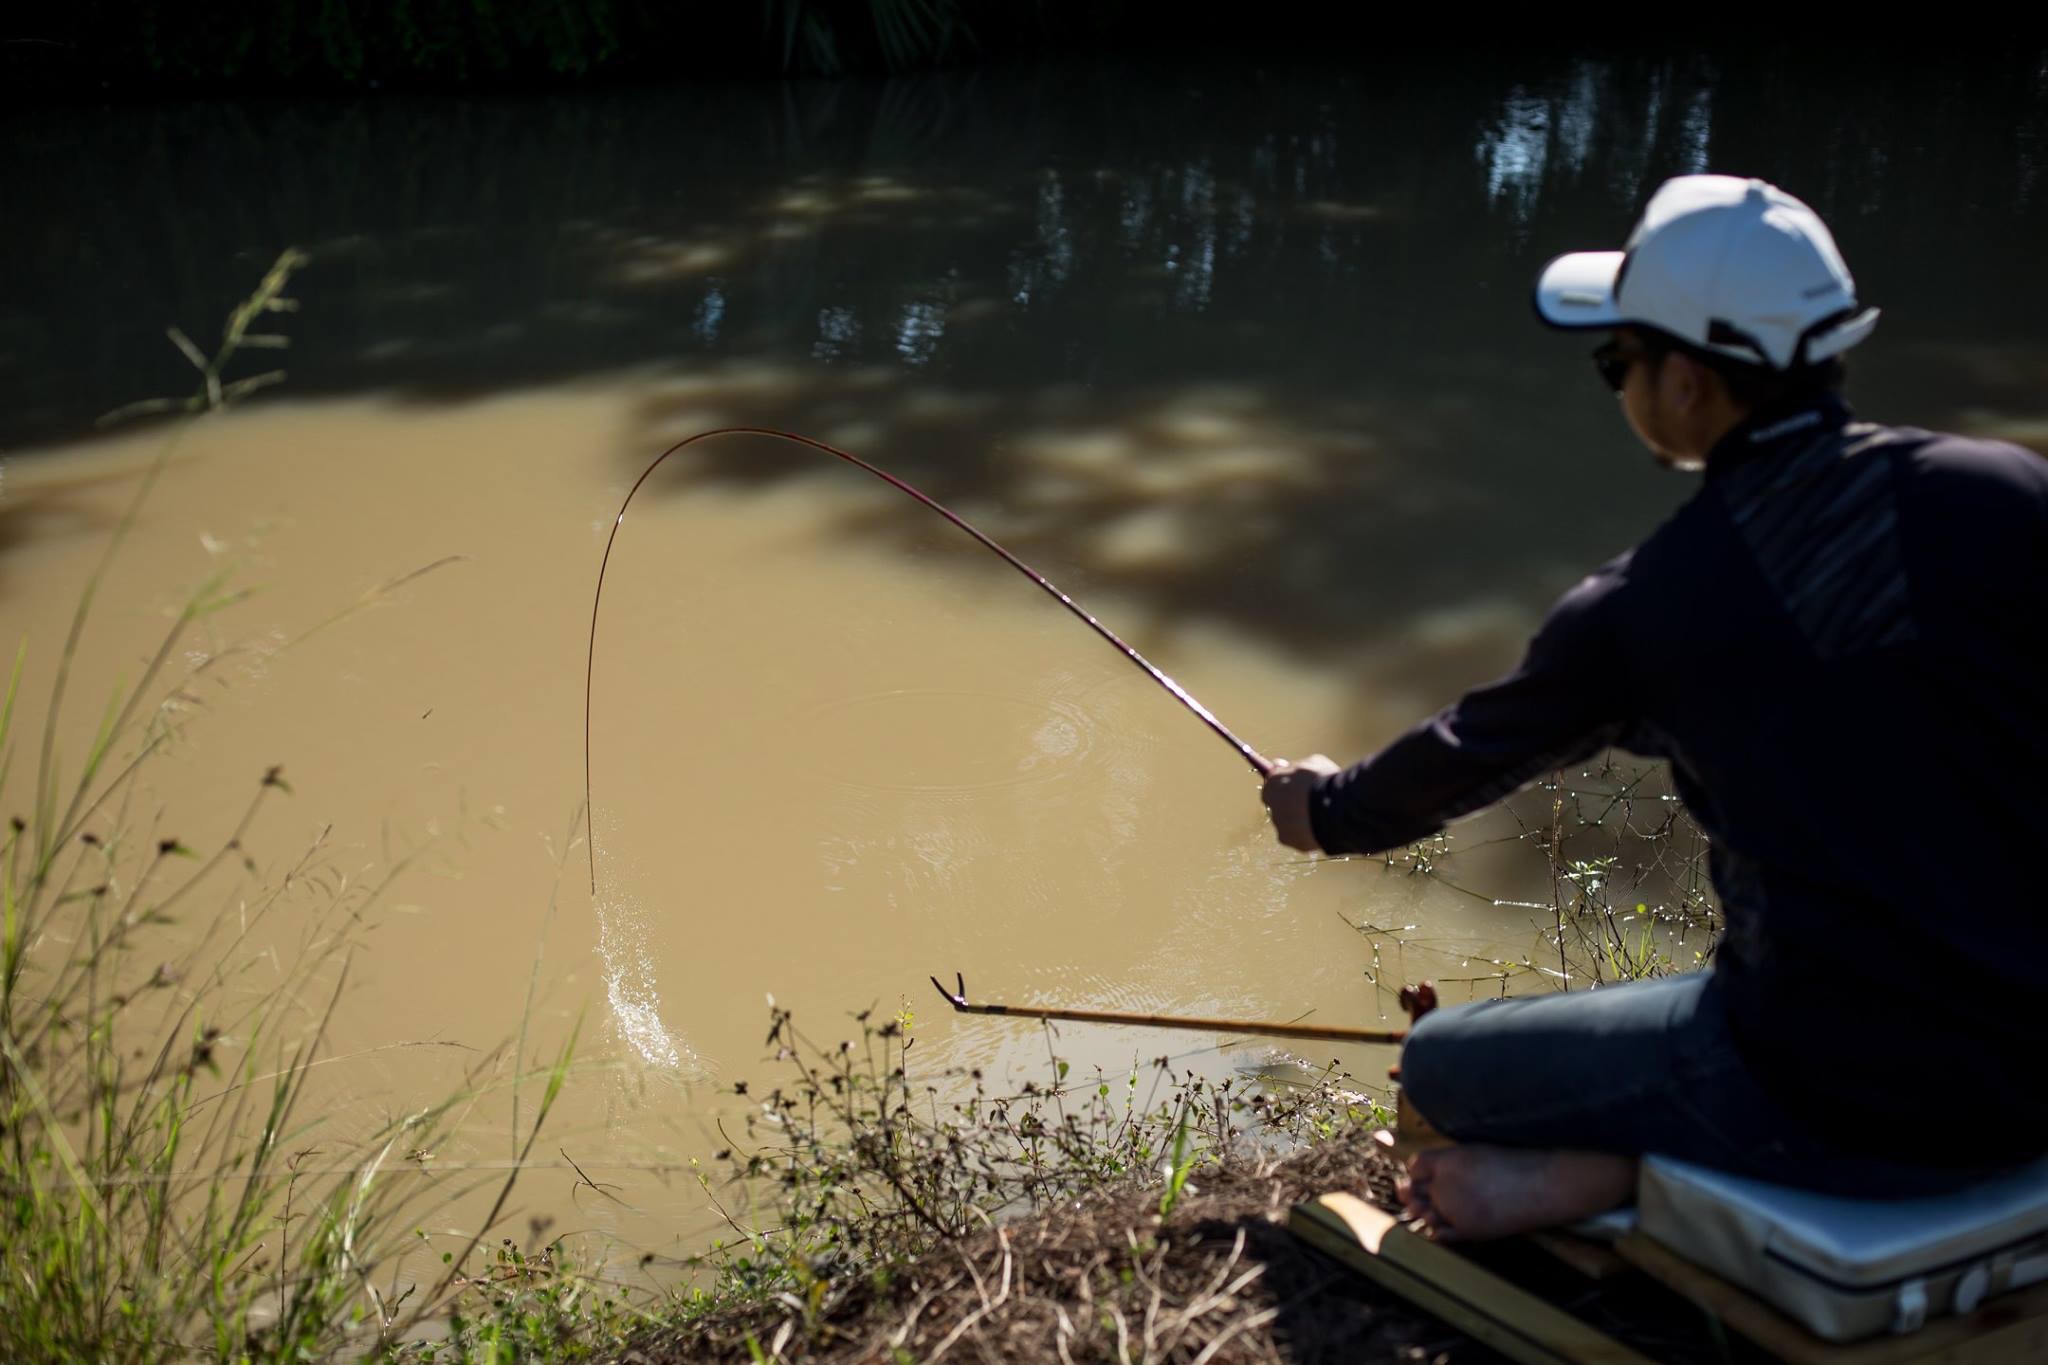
[584,426,1276,896]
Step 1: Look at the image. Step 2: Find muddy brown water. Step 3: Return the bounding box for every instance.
[3,47,2044,1266]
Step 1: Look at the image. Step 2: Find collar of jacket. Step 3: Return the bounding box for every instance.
[1702,392,1854,481]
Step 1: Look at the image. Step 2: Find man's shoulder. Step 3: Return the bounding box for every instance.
[1557,543,1640,607]
[1516,547,1637,658]
[1844,421,2048,554]
[1886,422,2048,497]
[1621,484,1734,577]
[1707,413,2047,538]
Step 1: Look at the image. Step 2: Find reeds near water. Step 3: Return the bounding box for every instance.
[0,253,587,1360]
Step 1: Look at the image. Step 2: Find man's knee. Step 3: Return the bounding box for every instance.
[1396,999,1505,1135]
[1394,976,1710,1150]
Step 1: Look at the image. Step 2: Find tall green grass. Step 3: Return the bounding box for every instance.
[0,252,583,1362]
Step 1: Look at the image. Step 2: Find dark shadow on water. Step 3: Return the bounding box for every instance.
[8,44,2044,448]
[618,364,1627,688]
[0,460,142,573]
[5,43,2045,670]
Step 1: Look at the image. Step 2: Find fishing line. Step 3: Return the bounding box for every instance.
[584,426,1273,894]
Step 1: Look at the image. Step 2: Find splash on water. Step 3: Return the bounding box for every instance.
[592,818,702,1075]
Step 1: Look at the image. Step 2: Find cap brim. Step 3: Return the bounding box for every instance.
[1534,251,1626,330]
[1804,306,1880,362]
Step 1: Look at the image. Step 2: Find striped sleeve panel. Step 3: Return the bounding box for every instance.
[1718,424,1918,659]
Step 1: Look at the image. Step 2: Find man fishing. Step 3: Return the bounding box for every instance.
[1260,174,2048,1240]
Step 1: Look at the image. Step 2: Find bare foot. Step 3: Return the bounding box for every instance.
[1397,1145,1636,1241]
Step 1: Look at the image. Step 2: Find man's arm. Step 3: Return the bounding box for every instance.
[1264,565,1634,857]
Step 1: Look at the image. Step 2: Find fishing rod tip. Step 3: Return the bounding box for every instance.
[929,972,969,1009]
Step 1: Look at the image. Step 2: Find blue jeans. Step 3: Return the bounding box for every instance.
[1398,971,1992,1198]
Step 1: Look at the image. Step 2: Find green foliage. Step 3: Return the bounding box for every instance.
[405,1234,636,1362]
[1364,754,1719,995]
[0,255,578,1361]
[766,0,975,76]
[1528,766,1715,987]
[80,0,629,85]
[1156,1106,1193,1218]
[651,1001,1381,1355]
[22,0,1147,90]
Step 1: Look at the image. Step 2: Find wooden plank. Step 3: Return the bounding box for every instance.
[1614,1231,2048,1365]
[1529,1229,1631,1282]
[1290,1193,1653,1365]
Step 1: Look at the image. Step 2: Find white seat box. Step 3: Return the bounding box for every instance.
[1636,1153,2048,1343]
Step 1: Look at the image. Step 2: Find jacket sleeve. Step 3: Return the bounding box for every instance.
[1308,563,1635,856]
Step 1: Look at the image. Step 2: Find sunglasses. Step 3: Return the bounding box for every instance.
[1590,338,1653,393]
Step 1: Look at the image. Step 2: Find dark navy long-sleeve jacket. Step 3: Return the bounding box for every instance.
[1309,395,2048,1162]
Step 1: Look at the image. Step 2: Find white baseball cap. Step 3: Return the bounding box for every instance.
[1534,174,1880,370]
